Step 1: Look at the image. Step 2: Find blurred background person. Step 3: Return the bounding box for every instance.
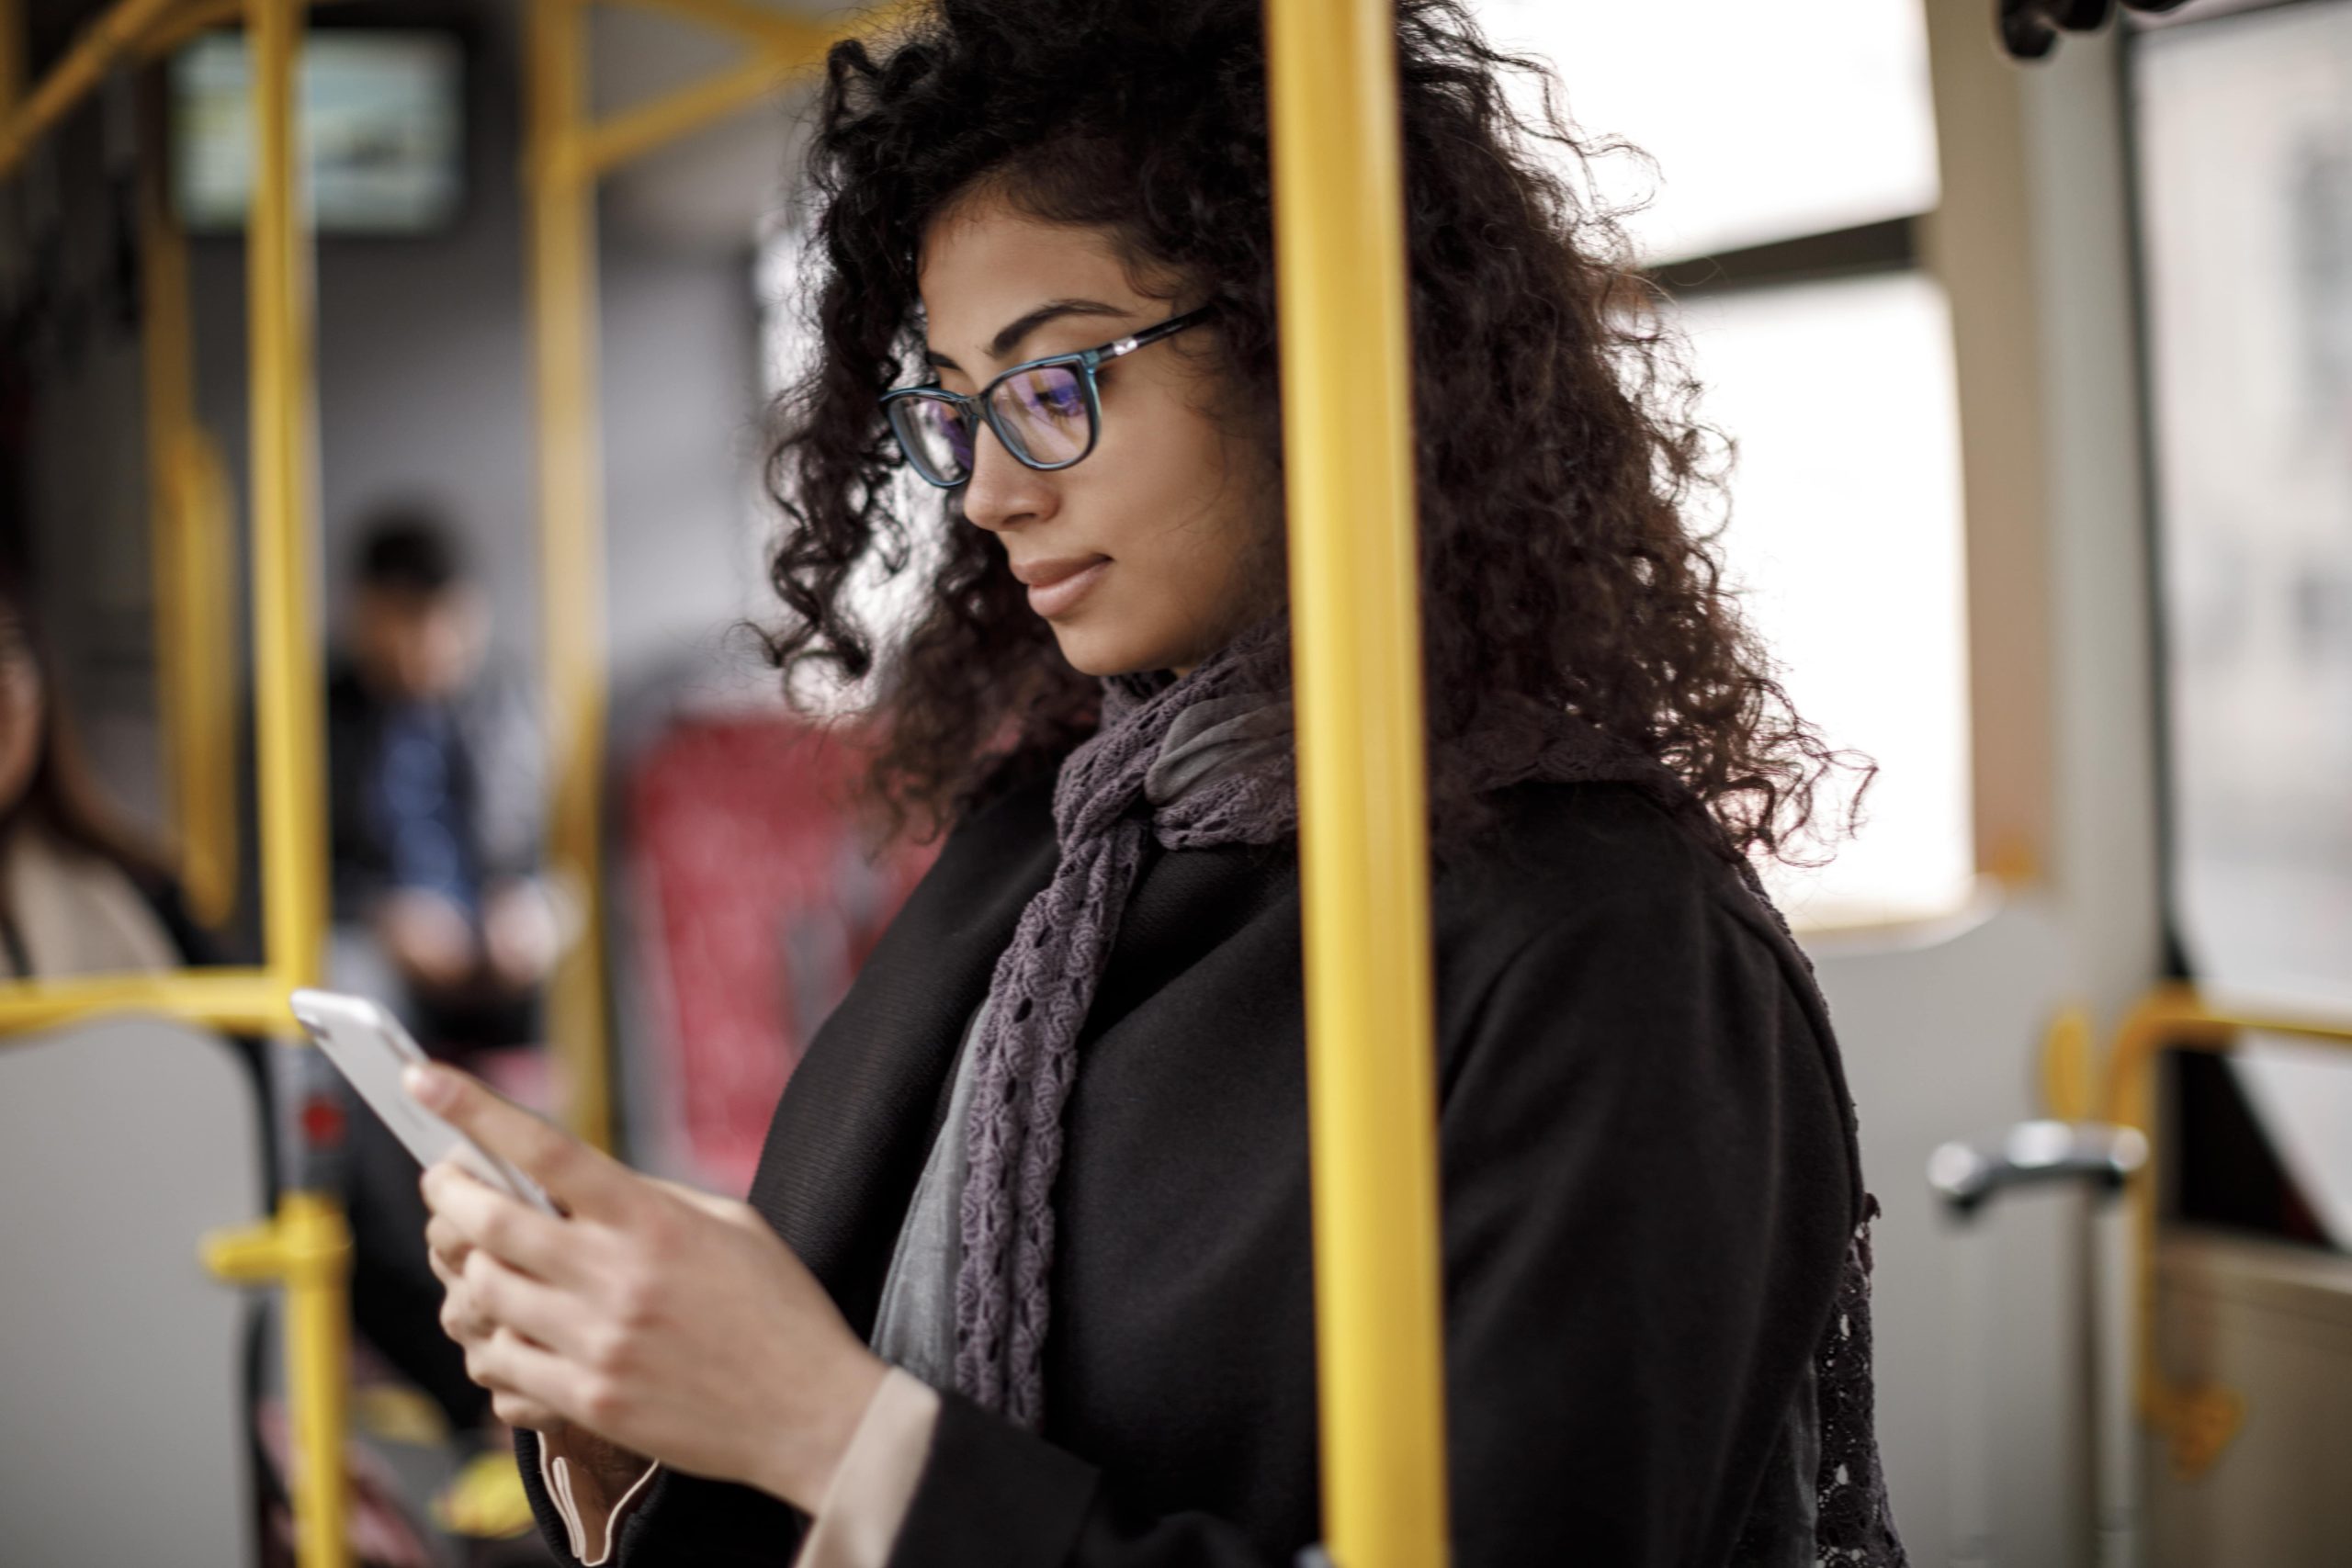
[0,553,435,1566]
[325,508,565,1550]
[328,509,560,1063]
[0,562,198,979]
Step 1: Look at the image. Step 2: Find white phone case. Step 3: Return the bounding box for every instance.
[289,988,558,1214]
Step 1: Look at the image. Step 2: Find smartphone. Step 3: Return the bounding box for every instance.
[288,987,559,1214]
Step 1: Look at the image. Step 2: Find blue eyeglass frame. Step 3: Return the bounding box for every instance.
[880,304,1216,488]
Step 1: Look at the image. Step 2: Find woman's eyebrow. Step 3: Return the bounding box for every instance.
[926,299,1136,372]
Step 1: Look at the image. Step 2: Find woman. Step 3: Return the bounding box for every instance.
[0,581,197,977]
[417,2,1907,1562]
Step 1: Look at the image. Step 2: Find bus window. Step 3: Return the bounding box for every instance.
[2135,0,2352,1014]
[1477,0,1971,928]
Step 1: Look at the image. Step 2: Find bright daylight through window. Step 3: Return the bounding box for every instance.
[759,0,1970,927]
[1478,0,1970,929]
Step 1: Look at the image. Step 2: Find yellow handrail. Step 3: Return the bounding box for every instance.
[0,969,288,1033]
[0,0,20,120]
[2099,982,2352,1481]
[246,0,327,996]
[527,0,616,1151]
[0,0,180,175]
[245,0,346,1560]
[0,0,348,164]
[139,119,241,929]
[0,0,346,1561]
[1265,2,1451,1565]
[571,54,786,178]
[599,0,829,54]
[203,1189,354,1566]
[526,0,921,1150]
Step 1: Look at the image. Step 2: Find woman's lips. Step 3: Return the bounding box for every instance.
[1019,557,1111,619]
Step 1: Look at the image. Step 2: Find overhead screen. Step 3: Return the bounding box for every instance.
[170,29,465,236]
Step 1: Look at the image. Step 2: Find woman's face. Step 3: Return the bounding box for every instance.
[916,190,1276,677]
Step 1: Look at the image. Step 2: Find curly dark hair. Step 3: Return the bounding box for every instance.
[763,0,1868,862]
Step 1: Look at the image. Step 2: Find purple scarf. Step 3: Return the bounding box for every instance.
[948,625,1904,1562]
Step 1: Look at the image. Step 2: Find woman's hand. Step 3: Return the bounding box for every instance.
[413,1064,888,1511]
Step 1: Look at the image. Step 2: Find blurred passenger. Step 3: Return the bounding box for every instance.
[419,5,1905,1565]
[328,511,558,1057]
[0,571,198,977]
[0,567,433,1566]
[326,512,558,1537]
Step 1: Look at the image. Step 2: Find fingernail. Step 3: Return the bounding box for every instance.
[405,1065,455,1110]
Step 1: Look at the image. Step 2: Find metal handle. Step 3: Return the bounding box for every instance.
[1928,1118,2149,1219]
[1928,1119,2151,1568]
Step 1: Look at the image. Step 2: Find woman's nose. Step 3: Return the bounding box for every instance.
[959,423,1055,535]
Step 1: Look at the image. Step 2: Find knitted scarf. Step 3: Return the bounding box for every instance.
[950,624,1905,1562]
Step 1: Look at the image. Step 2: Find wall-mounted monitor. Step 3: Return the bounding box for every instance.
[170,28,464,236]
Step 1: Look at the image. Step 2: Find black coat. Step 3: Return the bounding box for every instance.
[520,766,1866,1566]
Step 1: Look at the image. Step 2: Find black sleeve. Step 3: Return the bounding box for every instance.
[876,886,1856,1567]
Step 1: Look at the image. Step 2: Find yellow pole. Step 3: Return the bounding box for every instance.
[177,430,241,922]
[0,968,290,1032]
[247,0,347,1561]
[524,0,925,1155]
[248,0,326,991]
[1264,2,1450,1565]
[0,0,181,175]
[573,54,784,177]
[598,0,826,52]
[0,0,20,122]
[0,2,345,1554]
[2097,984,2352,1479]
[140,110,240,928]
[205,1191,355,1552]
[528,0,614,1150]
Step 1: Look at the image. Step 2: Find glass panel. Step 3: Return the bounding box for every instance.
[1672,272,1974,927]
[1471,0,1939,264]
[2227,1032,2352,1248]
[2135,3,2352,1011]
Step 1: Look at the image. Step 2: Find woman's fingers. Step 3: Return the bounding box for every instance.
[488,1388,565,1433]
[424,1213,472,1277]
[421,1159,578,1285]
[439,1280,495,1344]
[468,1325,593,1430]
[407,1064,633,1223]
[460,1249,592,1364]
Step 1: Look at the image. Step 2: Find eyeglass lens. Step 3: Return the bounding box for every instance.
[890,395,977,485]
[889,362,1093,484]
[990,365,1091,468]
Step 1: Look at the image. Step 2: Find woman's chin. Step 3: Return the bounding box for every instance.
[1054,640,1139,680]
[1051,624,1176,681]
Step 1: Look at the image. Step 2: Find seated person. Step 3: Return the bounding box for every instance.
[326,511,563,1511]
[0,570,198,976]
[328,511,560,1057]
[0,562,434,1563]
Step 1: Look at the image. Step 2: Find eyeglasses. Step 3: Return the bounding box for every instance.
[880,305,1215,488]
